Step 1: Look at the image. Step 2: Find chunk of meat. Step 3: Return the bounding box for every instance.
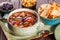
[24,17,34,22]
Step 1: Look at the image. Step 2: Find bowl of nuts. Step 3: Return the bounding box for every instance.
[38,2,60,25]
[21,0,37,10]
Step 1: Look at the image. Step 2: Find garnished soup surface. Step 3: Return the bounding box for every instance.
[8,11,38,28]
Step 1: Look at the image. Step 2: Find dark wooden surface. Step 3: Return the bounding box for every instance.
[0,26,7,40]
[0,0,60,40]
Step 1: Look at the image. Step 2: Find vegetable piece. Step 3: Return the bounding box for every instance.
[24,17,34,22]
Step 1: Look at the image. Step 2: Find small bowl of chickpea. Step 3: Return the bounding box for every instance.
[21,0,37,10]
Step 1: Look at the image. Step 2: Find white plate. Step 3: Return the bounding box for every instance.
[0,20,56,40]
[55,24,60,40]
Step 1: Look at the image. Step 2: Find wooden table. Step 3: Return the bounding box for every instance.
[0,0,60,40]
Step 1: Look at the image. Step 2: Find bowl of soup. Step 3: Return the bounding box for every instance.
[7,8,41,36]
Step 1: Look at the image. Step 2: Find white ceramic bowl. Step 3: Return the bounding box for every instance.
[7,8,41,36]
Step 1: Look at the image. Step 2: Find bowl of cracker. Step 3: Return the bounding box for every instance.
[38,2,60,25]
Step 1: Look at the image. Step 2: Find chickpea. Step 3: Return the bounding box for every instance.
[27,3,32,7]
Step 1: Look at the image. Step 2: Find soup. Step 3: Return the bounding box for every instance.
[8,11,38,28]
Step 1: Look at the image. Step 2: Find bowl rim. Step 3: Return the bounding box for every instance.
[40,16,60,20]
[7,8,40,29]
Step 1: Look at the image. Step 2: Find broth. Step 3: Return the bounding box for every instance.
[8,11,38,28]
